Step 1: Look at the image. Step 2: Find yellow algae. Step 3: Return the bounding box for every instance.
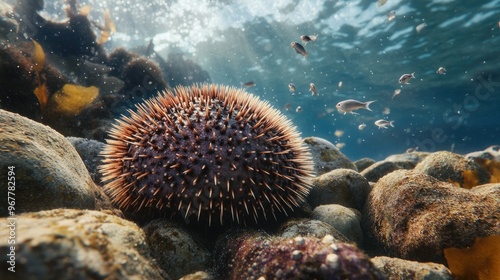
[34,83,49,111]
[98,8,116,44]
[444,235,500,280]
[32,39,45,74]
[47,84,99,116]
[79,5,92,16]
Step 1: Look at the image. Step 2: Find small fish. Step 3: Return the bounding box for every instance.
[358,123,366,130]
[336,99,376,114]
[392,89,401,99]
[388,11,396,21]
[309,83,318,96]
[374,119,394,129]
[288,83,296,93]
[291,42,307,57]
[416,22,427,33]
[406,147,419,153]
[399,73,415,84]
[382,107,391,115]
[338,81,343,88]
[300,34,318,44]
[241,81,256,87]
[436,67,447,75]
[295,106,302,113]
[334,130,344,137]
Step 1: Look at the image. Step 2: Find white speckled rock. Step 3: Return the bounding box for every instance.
[0,209,167,280]
[371,256,453,280]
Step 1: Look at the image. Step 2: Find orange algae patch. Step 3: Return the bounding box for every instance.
[444,235,500,280]
[461,170,479,189]
[47,84,99,116]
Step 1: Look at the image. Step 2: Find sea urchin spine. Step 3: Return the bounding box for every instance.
[99,84,314,226]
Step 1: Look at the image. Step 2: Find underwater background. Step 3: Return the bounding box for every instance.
[2,0,500,160]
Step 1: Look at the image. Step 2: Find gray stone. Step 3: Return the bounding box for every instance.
[354,157,375,172]
[277,218,351,243]
[303,137,357,175]
[0,209,167,280]
[384,152,430,165]
[311,204,363,247]
[361,160,415,182]
[371,256,453,280]
[307,168,371,211]
[67,137,105,185]
[0,110,115,217]
[143,219,210,279]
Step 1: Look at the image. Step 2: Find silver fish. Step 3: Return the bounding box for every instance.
[300,34,318,44]
[436,67,446,75]
[295,106,302,113]
[291,42,307,57]
[336,99,376,114]
[374,119,394,129]
[358,123,366,130]
[309,83,318,96]
[288,83,296,93]
[388,11,396,21]
[399,73,415,84]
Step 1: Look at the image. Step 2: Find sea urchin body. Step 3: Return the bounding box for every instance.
[100,84,314,226]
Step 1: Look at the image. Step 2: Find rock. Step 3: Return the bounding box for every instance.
[0,209,167,280]
[371,256,453,280]
[0,110,116,217]
[465,146,500,182]
[361,160,415,183]
[143,219,210,280]
[277,218,351,243]
[303,137,357,175]
[214,232,385,280]
[312,204,363,247]
[384,152,430,165]
[413,151,492,188]
[67,137,105,185]
[0,3,18,38]
[179,271,214,280]
[465,145,500,161]
[354,157,375,172]
[363,170,500,264]
[307,169,371,211]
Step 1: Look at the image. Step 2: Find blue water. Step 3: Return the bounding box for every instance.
[24,0,500,160]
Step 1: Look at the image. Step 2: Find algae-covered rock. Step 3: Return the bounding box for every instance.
[0,110,114,216]
[214,231,385,280]
[361,160,415,182]
[308,168,371,211]
[0,209,167,280]
[303,137,357,175]
[363,170,500,264]
[354,157,375,172]
[312,204,363,247]
[143,219,210,279]
[413,151,491,188]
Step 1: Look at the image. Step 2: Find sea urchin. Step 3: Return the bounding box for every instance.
[100,84,314,226]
